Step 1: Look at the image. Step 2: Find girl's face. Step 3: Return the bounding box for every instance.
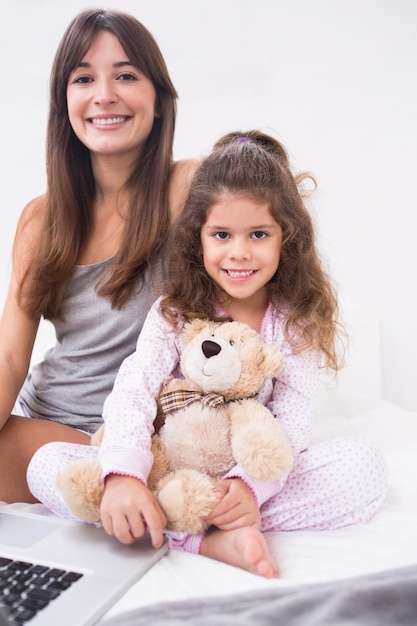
[66,30,157,163]
[201,192,282,311]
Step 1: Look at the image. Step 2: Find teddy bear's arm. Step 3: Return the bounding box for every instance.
[228,399,294,482]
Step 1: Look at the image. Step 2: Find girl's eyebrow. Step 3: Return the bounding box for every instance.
[205,223,275,230]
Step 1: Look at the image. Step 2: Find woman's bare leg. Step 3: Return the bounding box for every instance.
[200,526,279,578]
[0,415,90,503]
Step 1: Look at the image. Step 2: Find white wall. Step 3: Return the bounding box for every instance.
[1,0,416,410]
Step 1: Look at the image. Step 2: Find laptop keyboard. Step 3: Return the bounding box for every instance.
[0,557,83,624]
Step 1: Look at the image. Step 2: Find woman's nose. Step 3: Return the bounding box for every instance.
[93,79,118,105]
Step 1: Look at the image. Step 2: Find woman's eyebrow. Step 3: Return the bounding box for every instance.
[76,60,134,69]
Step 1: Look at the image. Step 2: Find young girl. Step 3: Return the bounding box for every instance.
[28,130,388,578]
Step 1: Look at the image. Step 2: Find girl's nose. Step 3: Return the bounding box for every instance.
[229,239,250,260]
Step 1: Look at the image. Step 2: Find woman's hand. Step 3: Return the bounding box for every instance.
[100,474,167,548]
[204,478,261,530]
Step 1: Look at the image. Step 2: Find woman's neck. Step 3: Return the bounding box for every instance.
[75,153,138,266]
[76,185,129,267]
[91,151,137,197]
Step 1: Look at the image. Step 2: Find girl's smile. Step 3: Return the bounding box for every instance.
[201,193,282,313]
[224,269,258,281]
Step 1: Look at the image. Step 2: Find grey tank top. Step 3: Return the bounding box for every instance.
[18,256,164,433]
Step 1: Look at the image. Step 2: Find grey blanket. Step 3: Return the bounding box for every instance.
[101,564,417,625]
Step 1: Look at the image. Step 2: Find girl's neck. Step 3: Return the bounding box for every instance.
[220,294,270,334]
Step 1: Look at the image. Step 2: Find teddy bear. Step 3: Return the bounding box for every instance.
[56,319,294,534]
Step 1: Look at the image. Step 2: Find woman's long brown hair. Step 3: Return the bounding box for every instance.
[161,130,344,371]
[20,9,177,318]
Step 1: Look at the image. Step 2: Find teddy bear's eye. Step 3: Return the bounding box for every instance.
[229,340,234,346]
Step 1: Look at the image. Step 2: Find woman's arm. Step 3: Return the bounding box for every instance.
[0,197,45,429]
[168,158,201,221]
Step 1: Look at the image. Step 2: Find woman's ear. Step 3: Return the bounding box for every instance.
[154,98,161,118]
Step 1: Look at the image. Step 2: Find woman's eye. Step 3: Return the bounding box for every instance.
[117,72,137,81]
[73,76,92,84]
[214,232,230,240]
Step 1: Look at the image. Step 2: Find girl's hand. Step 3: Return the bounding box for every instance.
[100,474,167,548]
[204,478,261,530]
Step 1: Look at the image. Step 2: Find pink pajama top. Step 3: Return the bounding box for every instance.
[99,297,321,506]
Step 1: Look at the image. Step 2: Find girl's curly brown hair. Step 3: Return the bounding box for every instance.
[161,130,344,371]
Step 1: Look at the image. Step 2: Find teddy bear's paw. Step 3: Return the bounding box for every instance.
[156,469,218,534]
[156,479,185,527]
[56,459,103,524]
[232,424,294,481]
[229,402,294,481]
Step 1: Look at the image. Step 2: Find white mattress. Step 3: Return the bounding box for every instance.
[2,387,416,622]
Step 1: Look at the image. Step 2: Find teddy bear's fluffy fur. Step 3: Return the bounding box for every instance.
[57,319,294,534]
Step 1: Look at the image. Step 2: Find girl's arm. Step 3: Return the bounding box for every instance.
[98,300,182,483]
[0,197,44,429]
[266,346,321,454]
[217,345,321,511]
[100,474,167,548]
[98,301,182,546]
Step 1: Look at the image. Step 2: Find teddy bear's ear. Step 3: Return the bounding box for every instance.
[182,318,217,343]
[260,344,284,378]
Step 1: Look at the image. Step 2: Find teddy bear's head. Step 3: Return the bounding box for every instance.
[180,319,283,400]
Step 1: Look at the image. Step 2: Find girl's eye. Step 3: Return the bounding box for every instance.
[214,232,230,240]
[251,231,267,239]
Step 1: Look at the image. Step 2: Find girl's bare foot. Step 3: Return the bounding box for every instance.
[200,526,278,578]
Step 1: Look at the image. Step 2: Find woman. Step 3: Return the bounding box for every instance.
[0,8,197,502]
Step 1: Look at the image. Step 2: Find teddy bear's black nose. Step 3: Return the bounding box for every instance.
[202,340,221,358]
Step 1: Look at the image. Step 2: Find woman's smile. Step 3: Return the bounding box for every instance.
[88,115,133,127]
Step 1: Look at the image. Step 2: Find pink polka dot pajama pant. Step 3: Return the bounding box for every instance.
[27,436,388,554]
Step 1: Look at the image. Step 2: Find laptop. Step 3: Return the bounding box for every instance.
[0,508,168,625]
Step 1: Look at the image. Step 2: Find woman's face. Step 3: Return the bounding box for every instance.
[66,30,158,162]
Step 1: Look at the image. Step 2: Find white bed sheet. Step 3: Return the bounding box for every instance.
[1,387,416,622]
